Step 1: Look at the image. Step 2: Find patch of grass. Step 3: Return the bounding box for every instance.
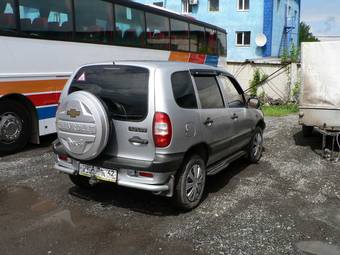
[262,104,299,117]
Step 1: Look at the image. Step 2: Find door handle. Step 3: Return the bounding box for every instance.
[204,118,214,126]
[129,136,148,145]
[231,113,239,120]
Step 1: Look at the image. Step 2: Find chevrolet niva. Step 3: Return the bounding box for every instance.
[53,61,265,210]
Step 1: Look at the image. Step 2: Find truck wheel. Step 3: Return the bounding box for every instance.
[247,127,264,163]
[0,99,31,154]
[69,174,93,189]
[302,125,313,137]
[174,154,206,211]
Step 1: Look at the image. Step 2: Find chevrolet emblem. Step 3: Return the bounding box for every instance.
[67,108,81,118]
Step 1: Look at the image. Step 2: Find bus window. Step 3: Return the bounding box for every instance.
[115,4,145,47]
[74,0,113,43]
[190,24,206,53]
[206,28,217,55]
[145,12,170,50]
[18,0,73,39]
[217,31,227,56]
[170,19,189,52]
[0,0,16,31]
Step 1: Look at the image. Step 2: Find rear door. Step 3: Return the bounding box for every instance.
[218,74,253,150]
[191,71,234,165]
[69,65,155,161]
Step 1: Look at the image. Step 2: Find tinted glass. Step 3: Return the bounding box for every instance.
[115,4,145,47]
[217,31,227,56]
[146,12,170,50]
[236,32,243,45]
[18,0,73,39]
[74,0,113,43]
[209,0,219,11]
[171,71,197,109]
[206,28,217,54]
[190,24,205,53]
[170,18,189,51]
[219,75,244,108]
[0,0,16,31]
[244,31,251,45]
[70,65,149,121]
[153,2,163,7]
[194,76,224,109]
[238,0,243,9]
[244,0,249,10]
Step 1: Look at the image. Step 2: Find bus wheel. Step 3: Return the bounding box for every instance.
[0,99,31,154]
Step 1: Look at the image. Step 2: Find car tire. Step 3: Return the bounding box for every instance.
[174,154,206,211]
[0,99,31,154]
[302,125,313,137]
[247,127,264,163]
[69,174,93,189]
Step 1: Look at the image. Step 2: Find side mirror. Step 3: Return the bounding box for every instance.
[248,97,261,109]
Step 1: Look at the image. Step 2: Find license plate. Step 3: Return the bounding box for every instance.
[79,163,117,183]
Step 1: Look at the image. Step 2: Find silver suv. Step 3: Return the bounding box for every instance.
[53,61,265,210]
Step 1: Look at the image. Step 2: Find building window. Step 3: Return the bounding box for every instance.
[209,0,219,12]
[236,31,251,46]
[238,0,249,11]
[153,2,163,7]
[182,0,192,13]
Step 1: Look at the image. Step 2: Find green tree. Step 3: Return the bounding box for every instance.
[299,22,319,45]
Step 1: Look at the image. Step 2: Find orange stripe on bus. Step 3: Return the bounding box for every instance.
[0,79,67,95]
[169,51,190,62]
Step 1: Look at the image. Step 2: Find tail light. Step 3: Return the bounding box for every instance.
[153,112,172,148]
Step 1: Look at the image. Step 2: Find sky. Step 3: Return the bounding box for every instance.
[301,0,340,36]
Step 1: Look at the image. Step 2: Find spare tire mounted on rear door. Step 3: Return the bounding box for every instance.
[56,91,110,161]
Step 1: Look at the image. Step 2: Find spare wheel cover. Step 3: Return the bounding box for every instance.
[56,91,109,160]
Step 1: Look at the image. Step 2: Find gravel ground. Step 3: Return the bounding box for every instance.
[1,115,340,255]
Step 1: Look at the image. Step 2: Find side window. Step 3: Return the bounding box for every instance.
[217,31,227,56]
[18,0,73,39]
[0,0,16,31]
[170,18,189,52]
[115,4,145,47]
[145,12,170,50]
[219,75,245,108]
[171,71,197,109]
[206,28,217,55]
[190,24,206,53]
[194,75,224,109]
[74,0,113,43]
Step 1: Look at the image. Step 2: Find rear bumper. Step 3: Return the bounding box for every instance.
[53,140,184,173]
[52,140,180,196]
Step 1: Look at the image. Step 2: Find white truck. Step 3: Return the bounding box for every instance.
[299,41,340,160]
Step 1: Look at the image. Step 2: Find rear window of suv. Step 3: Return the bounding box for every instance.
[69,65,149,121]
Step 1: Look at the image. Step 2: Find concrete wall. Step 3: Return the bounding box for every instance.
[226,61,300,101]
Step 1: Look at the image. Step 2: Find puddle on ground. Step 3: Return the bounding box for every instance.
[297,241,340,255]
[0,186,40,214]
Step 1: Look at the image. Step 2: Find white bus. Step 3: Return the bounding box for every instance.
[0,0,227,154]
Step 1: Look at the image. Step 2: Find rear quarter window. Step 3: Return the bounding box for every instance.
[69,65,149,122]
[171,71,197,109]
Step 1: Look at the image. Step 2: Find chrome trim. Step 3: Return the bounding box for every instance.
[54,163,76,175]
[117,180,169,192]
